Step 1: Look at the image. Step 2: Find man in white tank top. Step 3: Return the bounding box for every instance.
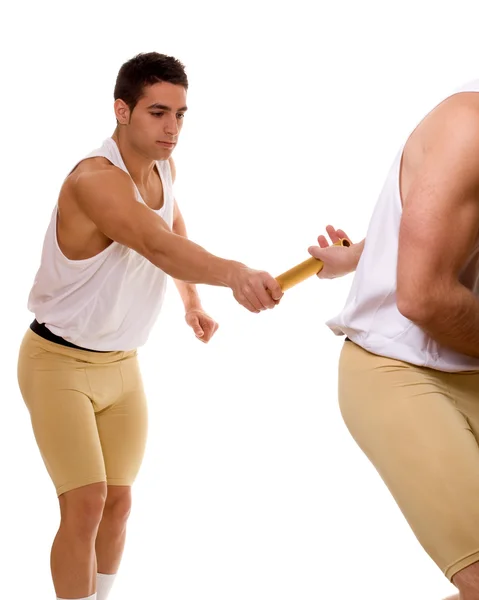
[17,52,285,600]
[306,83,479,599]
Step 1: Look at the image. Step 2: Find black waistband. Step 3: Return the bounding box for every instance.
[29,319,108,353]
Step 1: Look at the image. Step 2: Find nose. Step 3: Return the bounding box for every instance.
[164,114,179,137]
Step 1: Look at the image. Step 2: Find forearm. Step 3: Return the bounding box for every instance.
[170,212,201,310]
[405,284,479,358]
[150,229,240,287]
[169,213,214,308]
[174,280,202,311]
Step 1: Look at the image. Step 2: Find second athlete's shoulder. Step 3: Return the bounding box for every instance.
[424,91,479,142]
[405,91,479,167]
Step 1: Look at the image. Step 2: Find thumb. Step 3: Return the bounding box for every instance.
[190,316,204,337]
[265,276,283,301]
[308,246,327,260]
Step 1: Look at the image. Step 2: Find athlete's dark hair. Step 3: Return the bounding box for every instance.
[114,52,188,112]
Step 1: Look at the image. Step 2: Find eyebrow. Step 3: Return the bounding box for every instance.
[147,103,188,112]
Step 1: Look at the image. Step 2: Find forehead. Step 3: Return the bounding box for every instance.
[138,81,187,109]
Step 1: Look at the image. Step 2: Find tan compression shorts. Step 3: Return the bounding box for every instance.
[338,338,479,582]
[17,328,148,496]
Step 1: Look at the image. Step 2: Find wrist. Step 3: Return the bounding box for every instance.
[185,301,203,313]
[215,258,244,288]
[182,287,202,313]
[351,239,365,270]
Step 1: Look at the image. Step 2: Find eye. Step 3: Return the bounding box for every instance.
[177,113,185,120]
[151,112,164,118]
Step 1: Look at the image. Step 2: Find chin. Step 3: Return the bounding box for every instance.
[153,147,173,161]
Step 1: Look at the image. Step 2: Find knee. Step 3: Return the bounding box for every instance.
[452,561,479,599]
[103,487,132,526]
[60,482,107,536]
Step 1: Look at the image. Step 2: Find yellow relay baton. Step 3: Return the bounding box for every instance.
[275,238,351,292]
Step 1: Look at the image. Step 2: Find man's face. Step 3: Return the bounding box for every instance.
[118,81,187,160]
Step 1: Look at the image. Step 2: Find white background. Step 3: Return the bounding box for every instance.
[2,1,478,598]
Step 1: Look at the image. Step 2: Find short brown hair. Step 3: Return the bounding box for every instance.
[114,52,188,112]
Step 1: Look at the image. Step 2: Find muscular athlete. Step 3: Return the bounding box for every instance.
[17,52,285,600]
[309,81,479,599]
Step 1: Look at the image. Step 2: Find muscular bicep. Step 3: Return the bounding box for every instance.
[397,104,479,316]
[73,167,172,260]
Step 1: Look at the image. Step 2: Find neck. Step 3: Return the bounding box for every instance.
[111,126,156,185]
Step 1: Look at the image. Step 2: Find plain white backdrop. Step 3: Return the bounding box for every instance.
[2,1,479,598]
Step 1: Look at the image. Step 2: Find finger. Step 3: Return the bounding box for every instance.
[202,321,215,341]
[308,244,328,259]
[325,224,342,244]
[316,234,329,248]
[206,322,219,341]
[192,318,204,338]
[242,285,266,311]
[335,228,352,243]
[263,275,283,303]
[200,330,210,342]
[253,282,279,310]
[239,293,261,313]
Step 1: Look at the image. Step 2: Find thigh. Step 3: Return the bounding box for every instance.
[17,331,106,496]
[447,370,479,440]
[96,353,148,487]
[338,340,479,582]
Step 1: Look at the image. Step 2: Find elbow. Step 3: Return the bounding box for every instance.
[396,291,438,324]
[142,227,174,269]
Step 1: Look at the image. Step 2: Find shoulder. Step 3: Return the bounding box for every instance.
[66,157,136,203]
[404,92,479,187]
[410,92,479,155]
[69,157,133,189]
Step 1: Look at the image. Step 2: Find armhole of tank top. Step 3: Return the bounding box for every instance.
[54,152,121,266]
[67,153,118,177]
[53,206,118,266]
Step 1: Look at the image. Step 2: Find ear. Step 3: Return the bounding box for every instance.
[114,99,131,125]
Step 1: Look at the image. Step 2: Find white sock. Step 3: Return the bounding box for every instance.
[57,594,96,600]
[96,573,117,600]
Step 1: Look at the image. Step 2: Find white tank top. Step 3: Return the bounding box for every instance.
[326,80,479,372]
[27,137,175,351]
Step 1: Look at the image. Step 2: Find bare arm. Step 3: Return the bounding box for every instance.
[167,157,203,311]
[396,97,479,358]
[72,164,238,286]
[171,202,203,311]
[72,162,283,313]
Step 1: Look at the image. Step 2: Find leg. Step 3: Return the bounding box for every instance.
[20,373,107,599]
[93,352,148,597]
[338,341,479,595]
[17,330,114,598]
[452,561,479,600]
[95,486,132,574]
[52,482,107,597]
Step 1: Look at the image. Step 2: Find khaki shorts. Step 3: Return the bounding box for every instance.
[338,339,479,582]
[17,328,148,496]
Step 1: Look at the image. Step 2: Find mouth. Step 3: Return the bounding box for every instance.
[156,141,176,149]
